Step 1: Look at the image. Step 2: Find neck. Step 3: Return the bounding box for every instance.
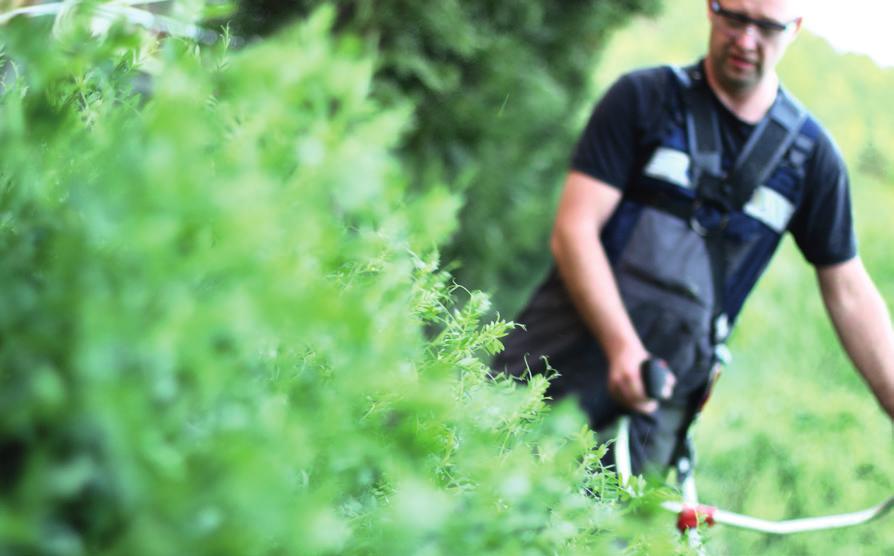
[704,64,779,124]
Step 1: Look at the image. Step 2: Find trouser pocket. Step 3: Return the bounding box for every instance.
[615,207,715,397]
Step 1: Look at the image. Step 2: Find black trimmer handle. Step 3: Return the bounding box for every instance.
[641,357,675,401]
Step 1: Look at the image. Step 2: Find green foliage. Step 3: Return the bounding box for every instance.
[0,5,685,555]
[229,0,662,315]
[779,33,894,178]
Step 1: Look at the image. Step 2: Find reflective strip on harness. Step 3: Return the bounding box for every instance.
[644,147,692,189]
[642,148,795,233]
[743,186,794,233]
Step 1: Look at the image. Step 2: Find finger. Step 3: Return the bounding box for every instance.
[660,372,677,400]
[625,368,648,402]
[608,379,628,407]
[633,399,659,414]
[614,371,648,408]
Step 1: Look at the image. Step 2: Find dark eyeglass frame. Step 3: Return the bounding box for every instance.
[710,0,800,39]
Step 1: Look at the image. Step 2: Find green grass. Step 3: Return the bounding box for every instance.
[693,177,894,555]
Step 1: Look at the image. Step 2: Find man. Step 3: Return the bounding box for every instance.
[493,0,894,474]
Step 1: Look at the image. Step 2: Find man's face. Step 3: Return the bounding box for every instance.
[706,0,803,94]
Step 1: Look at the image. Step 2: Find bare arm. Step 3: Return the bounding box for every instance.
[818,257,894,420]
[550,171,665,412]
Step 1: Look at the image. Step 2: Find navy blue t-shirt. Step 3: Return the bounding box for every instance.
[571,66,857,269]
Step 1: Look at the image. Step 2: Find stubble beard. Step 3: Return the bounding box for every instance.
[711,46,762,95]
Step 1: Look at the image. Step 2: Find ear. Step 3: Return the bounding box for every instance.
[787,16,804,42]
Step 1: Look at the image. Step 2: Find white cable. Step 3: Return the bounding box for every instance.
[615,416,632,488]
[0,1,216,42]
[661,496,894,535]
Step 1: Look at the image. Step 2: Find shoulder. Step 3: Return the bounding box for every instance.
[602,65,679,129]
[779,88,846,174]
[798,114,847,181]
[785,109,856,264]
[776,86,848,195]
[621,64,676,82]
[611,65,678,98]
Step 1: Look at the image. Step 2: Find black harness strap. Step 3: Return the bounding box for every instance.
[619,63,812,472]
[727,91,807,208]
[685,64,805,342]
[623,61,812,368]
[680,63,807,215]
[624,187,692,222]
[680,69,723,182]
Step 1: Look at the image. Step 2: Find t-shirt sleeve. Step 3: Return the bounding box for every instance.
[788,133,858,266]
[570,71,654,191]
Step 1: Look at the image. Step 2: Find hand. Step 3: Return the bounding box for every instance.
[641,357,677,401]
[607,347,657,414]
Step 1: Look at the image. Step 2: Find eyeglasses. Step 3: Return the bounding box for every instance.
[710,0,801,41]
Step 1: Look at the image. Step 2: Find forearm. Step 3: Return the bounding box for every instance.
[550,172,656,411]
[550,172,644,363]
[819,259,894,419]
[550,221,644,363]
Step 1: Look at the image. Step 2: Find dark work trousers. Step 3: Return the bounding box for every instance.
[492,281,699,476]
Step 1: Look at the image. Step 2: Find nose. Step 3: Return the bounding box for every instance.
[732,25,759,50]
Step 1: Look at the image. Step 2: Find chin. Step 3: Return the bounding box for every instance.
[724,61,762,88]
[719,72,759,95]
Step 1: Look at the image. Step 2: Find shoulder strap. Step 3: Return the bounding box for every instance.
[671,63,807,212]
[726,88,807,208]
[673,64,723,181]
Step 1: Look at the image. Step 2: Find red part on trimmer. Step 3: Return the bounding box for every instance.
[677,504,717,532]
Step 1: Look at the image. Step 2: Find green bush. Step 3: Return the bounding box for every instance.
[0,6,680,555]
[230,0,661,314]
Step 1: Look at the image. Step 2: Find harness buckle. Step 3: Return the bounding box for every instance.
[712,313,730,344]
[689,198,730,237]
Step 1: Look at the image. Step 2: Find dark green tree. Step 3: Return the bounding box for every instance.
[231,0,661,314]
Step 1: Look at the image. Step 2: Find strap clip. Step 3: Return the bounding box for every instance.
[689,198,730,237]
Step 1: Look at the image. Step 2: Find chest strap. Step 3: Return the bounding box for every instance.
[675,63,808,214]
[633,62,808,349]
